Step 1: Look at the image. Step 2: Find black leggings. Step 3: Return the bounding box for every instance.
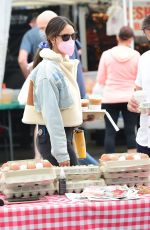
[36,125,79,166]
[137,143,150,157]
[102,103,139,153]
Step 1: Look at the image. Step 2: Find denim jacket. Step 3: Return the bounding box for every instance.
[29,49,82,163]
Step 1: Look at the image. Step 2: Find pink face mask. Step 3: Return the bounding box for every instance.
[58,40,75,56]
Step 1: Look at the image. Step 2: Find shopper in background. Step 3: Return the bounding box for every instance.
[17,13,43,157]
[24,16,83,166]
[127,15,150,156]
[18,13,43,78]
[94,26,140,153]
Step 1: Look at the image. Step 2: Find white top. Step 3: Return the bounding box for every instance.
[135,50,150,148]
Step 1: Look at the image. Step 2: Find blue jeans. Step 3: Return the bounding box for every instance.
[37,125,78,166]
[79,152,99,165]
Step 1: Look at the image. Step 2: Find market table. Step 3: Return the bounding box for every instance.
[0,195,150,230]
[0,102,24,161]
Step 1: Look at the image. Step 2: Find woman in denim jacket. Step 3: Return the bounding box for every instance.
[23,16,83,166]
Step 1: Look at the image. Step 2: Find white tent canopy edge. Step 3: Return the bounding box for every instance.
[12,0,99,7]
[0,0,12,92]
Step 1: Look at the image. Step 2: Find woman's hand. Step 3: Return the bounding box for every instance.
[59,160,70,167]
[127,96,140,113]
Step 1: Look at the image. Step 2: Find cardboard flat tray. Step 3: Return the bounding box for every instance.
[103,171,150,179]
[105,177,150,185]
[100,161,150,180]
[3,168,56,185]
[54,165,101,175]
[101,159,150,169]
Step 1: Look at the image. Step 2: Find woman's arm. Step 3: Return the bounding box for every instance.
[96,52,107,85]
[37,78,70,165]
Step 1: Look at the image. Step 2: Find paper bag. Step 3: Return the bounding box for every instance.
[73,129,86,159]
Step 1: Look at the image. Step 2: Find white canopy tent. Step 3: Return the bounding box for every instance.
[12,0,97,7]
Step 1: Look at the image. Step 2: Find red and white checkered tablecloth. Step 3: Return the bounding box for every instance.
[0,195,150,230]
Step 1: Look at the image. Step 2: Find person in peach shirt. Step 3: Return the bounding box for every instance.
[94,26,140,153]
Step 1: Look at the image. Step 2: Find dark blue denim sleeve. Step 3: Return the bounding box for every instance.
[76,61,86,99]
[70,45,86,99]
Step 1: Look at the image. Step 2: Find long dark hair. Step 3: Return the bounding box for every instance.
[46,16,75,48]
[33,48,42,69]
[33,16,75,68]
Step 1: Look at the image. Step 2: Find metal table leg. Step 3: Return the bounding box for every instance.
[7,110,14,161]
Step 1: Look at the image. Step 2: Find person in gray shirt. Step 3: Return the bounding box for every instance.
[18,13,42,78]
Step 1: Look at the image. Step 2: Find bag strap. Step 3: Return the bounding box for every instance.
[27,80,34,106]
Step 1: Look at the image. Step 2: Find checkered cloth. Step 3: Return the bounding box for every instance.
[0,195,150,230]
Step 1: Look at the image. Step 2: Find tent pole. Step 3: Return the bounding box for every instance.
[122,0,128,26]
[78,6,88,71]
[129,0,133,28]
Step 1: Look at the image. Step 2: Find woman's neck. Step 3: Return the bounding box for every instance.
[52,48,66,58]
[118,41,131,47]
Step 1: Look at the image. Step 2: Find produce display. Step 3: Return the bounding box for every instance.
[0,153,150,200]
[100,153,150,186]
[0,162,103,198]
[0,159,56,199]
[100,153,149,161]
[66,180,105,193]
[54,165,101,180]
[54,165,104,193]
[1,159,53,171]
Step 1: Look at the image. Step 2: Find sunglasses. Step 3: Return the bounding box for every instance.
[57,33,77,42]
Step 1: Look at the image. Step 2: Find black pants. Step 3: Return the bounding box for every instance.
[137,143,150,157]
[36,125,79,166]
[102,103,139,153]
